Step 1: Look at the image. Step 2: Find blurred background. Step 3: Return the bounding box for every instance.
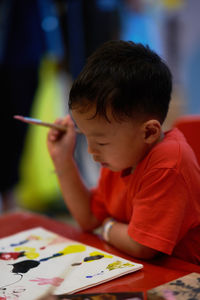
[0,0,200,221]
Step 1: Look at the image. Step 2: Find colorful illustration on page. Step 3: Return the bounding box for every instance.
[0,227,143,300]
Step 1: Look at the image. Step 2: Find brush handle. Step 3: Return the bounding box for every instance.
[14,115,80,133]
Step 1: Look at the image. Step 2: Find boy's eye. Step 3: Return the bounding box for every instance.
[97,143,109,146]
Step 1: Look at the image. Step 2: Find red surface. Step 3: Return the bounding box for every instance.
[0,211,199,297]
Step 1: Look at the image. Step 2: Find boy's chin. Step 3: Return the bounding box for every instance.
[109,166,134,175]
[101,164,118,172]
[106,165,125,172]
[100,162,132,173]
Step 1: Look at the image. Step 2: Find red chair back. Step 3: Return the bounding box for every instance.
[173,115,200,166]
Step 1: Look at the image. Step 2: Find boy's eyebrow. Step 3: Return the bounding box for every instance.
[86,131,107,138]
[73,122,107,137]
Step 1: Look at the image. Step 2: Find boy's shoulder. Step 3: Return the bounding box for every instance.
[156,127,187,153]
[145,128,197,170]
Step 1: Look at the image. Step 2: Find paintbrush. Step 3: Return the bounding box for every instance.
[13,115,81,133]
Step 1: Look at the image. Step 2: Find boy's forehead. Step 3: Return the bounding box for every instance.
[72,107,106,125]
[74,118,111,137]
[72,109,115,136]
[72,107,143,136]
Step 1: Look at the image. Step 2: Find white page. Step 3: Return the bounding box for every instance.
[0,227,143,300]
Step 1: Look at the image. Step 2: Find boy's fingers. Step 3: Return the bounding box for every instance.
[63,115,76,134]
[54,118,64,125]
[48,121,63,142]
[47,115,75,142]
[49,118,66,140]
[62,114,74,126]
[47,130,59,142]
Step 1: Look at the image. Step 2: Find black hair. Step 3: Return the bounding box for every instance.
[69,40,172,124]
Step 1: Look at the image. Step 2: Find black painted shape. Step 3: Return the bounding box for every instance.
[83,255,104,262]
[11,260,40,273]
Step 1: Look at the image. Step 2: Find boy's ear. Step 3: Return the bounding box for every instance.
[142,119,161,144]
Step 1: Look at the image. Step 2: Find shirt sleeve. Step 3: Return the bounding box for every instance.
[128,167,189,254]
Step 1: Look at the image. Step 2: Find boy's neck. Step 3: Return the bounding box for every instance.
[130,129,165,174]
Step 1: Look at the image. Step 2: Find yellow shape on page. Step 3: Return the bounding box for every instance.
[59,244,86,255]
[14,246,39,259]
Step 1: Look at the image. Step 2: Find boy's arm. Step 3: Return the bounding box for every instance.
[56,159,100,231]
[47,115,100,231]
[103,219,159,259]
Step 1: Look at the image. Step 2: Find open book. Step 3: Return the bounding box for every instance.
[0,227,143,300]
[147,272,200,300]
[53,292,144,300]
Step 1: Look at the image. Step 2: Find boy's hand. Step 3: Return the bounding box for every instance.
[47,115,76,170]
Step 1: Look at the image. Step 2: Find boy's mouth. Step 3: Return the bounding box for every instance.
[100,162,109,168]
[93,156,109,167]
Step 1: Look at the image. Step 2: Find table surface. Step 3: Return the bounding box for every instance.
[0,211,199,297]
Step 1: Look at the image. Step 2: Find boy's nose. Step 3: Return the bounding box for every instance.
[87,143,98,155]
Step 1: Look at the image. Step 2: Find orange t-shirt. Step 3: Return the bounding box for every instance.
[91,128,200,264]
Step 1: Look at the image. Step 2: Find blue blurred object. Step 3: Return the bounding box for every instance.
[38,0,65,60]
[96,0,118,11]
[185,42,200,114]
[66,0,85,79]
[0,0,45,65]
[118,1,163,56]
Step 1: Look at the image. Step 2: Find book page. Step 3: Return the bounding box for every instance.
[0,227,143,300]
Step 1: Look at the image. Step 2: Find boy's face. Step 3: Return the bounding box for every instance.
[72,106,149,172]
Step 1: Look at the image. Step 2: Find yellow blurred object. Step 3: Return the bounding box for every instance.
[15,58,66,211]
[162,0,183,10]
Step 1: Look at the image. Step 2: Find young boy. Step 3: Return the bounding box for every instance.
[47,40,200,264]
